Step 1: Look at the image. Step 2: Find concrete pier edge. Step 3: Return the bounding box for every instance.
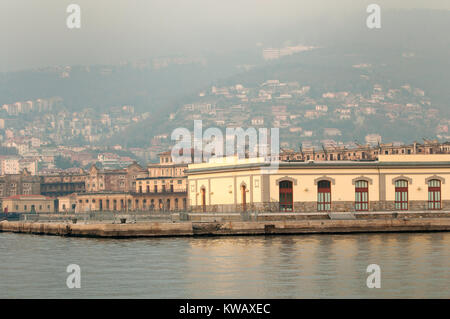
[1,217,450,238]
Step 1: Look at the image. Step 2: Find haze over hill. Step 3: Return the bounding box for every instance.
[2,0,449,72]
[107,8,450,147]
[1,6,449,155]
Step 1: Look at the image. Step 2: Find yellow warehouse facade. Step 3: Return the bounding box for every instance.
[186,155,450,213]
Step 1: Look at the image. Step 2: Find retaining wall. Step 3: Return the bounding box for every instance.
[1,216,450,238]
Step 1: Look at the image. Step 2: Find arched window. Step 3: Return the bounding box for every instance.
[317,180,331,211]
[279,181,293,212]
[355,180,369,211]
[395,180,408,210]
[428,179,441,210]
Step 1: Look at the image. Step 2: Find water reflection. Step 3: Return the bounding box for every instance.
[0,232,449,298]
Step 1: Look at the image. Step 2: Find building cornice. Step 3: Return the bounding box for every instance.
[186,161,450,175]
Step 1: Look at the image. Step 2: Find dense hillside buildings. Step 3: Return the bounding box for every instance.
[186,154,450,213]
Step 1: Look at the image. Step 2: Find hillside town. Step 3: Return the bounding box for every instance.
[165,78,449,151]
[2,71,449,173]
[0,97,156,169]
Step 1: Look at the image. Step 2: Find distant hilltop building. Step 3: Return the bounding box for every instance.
[365,134,382,145]
[0,156,38,175]
[316,105,328,112]
[97,153,135,169]
[262,48,281,60]
[262,45,316,61]
[2,97,62,115]
[251,117,265,126]
[324,128,342,137]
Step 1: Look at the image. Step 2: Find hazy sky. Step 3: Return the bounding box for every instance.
[1,0,449,72]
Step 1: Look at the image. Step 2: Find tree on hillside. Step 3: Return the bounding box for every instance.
[54,155,82,169]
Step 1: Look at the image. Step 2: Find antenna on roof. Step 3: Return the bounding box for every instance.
[298,143,305,161]
[321,144,327,157]
[354,139,363,147]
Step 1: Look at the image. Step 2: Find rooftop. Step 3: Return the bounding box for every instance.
[186,155,450,174]
[5,194,53,200]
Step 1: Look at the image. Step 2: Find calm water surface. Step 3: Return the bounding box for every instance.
[0,232,449,298]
